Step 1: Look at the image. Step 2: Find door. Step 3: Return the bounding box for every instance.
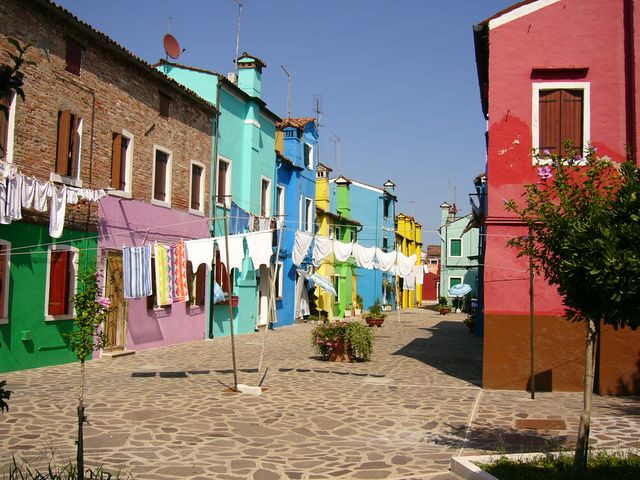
[257,265,270,326]
[104,252,127,350]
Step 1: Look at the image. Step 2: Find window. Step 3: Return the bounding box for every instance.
[187,262,206,307]
[383,198,391,219]
[449,238,462,257]
[382,237,389,253]
[45,246,78,320]
[216,156,231,208]
[274,262,283,299]
[159,92,171,118]
[215,249,230,295]
[190,161,205,214]
[332,276,340,304]
[260,178,271,217]
[449,276,462,290]
[0,241,10,323]
[276,185,285,218]
[304,143,313,169]
[152,146,172,205]
[430,259,439,265]
[305,197,313,232]
[65,39,82,76]
[111,132,132,193]
[0,93,16,163]
[55,110,82,179]
[298,195,303,229]
[533,82,590,161]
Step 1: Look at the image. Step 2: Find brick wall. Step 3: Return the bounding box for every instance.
[0,0,214,231]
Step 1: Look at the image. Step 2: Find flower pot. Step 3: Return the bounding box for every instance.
[328,338,351,362]
[354,308,362,316]
[365,317,385,327]
[439,307,451,315]
[344,309,352,318]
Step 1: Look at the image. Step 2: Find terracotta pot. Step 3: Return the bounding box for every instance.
[439,307,451,315]
[366,317,385,327]
[328,338,351,362]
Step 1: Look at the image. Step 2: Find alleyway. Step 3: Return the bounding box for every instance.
[1,308,639,479]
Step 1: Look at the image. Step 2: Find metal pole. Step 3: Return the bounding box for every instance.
[223,208,238,391]
[529,231,535,399]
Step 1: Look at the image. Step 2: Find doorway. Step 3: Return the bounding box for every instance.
[257,264,270,327]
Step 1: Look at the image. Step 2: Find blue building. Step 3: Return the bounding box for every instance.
[330,178,397,311]
[274,118,318,326]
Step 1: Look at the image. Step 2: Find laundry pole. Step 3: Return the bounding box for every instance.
[223,206,239,391]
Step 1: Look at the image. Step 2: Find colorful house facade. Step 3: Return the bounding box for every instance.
[474,0,640,394]
[422,245,441,302]
[395,214,423,308]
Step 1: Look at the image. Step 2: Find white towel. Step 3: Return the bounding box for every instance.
[312,235,332,267]
[414,265,424,285]
[6,174,21,221]
[353,243,376,269]
[49,185,67,238]
[294,273,310,318]
[21,176,36,209]
[185,238,215,273]
[66,188,79,205]
[333,240,353,262]
[404,271,416,291]
[293,231,313,266]
[375,248,397,273]
[397,252,416,278]
[246,230,273,268]
[215,234,244,272]
[0,180,9,224]
[34,181,51,212]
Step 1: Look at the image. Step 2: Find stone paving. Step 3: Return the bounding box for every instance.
[1,308,639,479]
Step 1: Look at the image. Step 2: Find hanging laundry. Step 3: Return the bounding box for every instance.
[375,248,397,273]
[123,244,152,298]
[259,217,271,231]
[312,235,332,267]
[0,179,9,224]
[246,230,273,268]
[34,180,51,212]
[229,201,250,235]
[293,231,313,266]
[215,234,244,272]
[404,270,416,291]
[212,281,225,304]
[413,265,424,285]
[169,241,189,303]
[352,243,376,269]
[397,253,417,278]
[333,239,354,262]
[294,272,310,318]
[423,264,430,274]
[185,238,214,273]
[154,242,171,306]
[49,185,67,238]
[21,176,36,209]
[6,173,22,222]
[248,214,255,232]
[66,188,79,205]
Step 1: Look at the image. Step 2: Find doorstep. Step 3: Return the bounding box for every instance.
[101,349,136,360]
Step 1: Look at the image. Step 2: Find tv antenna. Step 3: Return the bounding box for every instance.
[281,65,292,118]
[163,17,184,60]
[234,0,243,74]
[330,135,341,173]
[313,95,325,127]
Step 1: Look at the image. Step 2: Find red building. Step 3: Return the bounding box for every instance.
[422,245,441,302]
[474,0,640,395]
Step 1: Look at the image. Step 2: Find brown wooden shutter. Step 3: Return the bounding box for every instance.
[191,165,202,210]
[65,40,82,76]
[0,245,7,316]
[539,90,561,157]
[48,250,70,316]
[119,137,128,190]
[0,96,9,158]
[560,89,583,157]
[215,250,229,294]
[159,93,170,118]
[56,110,72,175]
[69,114,79,177]
[154,150,167,201]
[196,264,206,305]
[217,161,227,201]
[111,134,122,189]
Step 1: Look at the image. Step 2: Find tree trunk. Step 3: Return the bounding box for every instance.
[77,360,85,480]
[573,317,598,472]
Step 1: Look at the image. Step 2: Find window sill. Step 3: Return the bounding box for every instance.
[215,202,231,210]
[108,189,132,199]
[45,314,74,322]
[189,208,205,217]
[0,318,7,325]
[50,173,82,188]
[151,199,171,209]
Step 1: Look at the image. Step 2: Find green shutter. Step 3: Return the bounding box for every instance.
[450,239,462,256]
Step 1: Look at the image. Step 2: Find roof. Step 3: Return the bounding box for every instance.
[276,151,303,170]
[476,0,540,27]
[333,175,352,186]
[39,0,217,115]
[236,52,267,69]
[155,59,281,123]
[342,178,397,199]
[427,245,441,257]
[318,162,333,172]
[277,117,316,130]
[316,207,362,227]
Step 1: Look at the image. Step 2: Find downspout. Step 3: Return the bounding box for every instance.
[208,78,223,339]
[624,0,637,162]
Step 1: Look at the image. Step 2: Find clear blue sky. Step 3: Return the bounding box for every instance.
[55,0,514,246]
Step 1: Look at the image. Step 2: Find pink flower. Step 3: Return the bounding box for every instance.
[96,296,111,309]
[542,149,551,156]
[537,166,553,180]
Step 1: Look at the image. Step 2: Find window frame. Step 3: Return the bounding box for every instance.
[276,185,285,218]
[305,197,313,233]
[0,92,16,164]
[298,195,303,230]
[44,245,78,321]
[189,160,206,216]
[260,176,272,218]
[51,110,83,187]
[304,143,314,170]
[216,155,232,209]
[532,82,590,164]
[332,275,341,304]
[110,129,133,197]
[448,276,463,291]
[65,38,83,76]
[449,238,462,258]
[274,262,283,299]
[0,240,10,324]
[151,145,172,207]
[187,261,207,307]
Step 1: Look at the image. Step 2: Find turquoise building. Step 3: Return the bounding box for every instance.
[157,53,280,337]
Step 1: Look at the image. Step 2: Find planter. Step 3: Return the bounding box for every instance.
[344,309,352,318]
[217,295,239,307]
[382,305,392,311]
[354,308,362,316]
[328,338,351,362]
[438,307,451,315]
[365,317,385,327]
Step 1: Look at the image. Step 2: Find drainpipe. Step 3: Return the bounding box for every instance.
[624,0,637,162]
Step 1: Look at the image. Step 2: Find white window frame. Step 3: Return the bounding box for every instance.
[151,145,172,207]
[304,143,314,170]
[49,116,83,188]
[216,155,232,209]
[109,129,134,198]
[275,261,283,299]
[44,245,78,321]
[532,82,590,164]
[448,238,462,258]
[276,185,285,218]
[260,176,272,217]
[305,197,313,233]
[0,240,10,324]
[2,92,16,164]
[189,160,206,216]
[298,194,303,230]
[448,276,463,291]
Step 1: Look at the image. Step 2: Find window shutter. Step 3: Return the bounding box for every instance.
[111,134,122,189]
[0,96,9,158]
[539,90,561,157]
[196,264,206,306]
[154,151,167,201]
[65,40,82,76]
[215,250,229,294]
[217,161,227,200]
[48,250,70,316]
[0,245,7,316]
[119,137,128,190]
[147,261,157,309]
[560,89,583,157]
[56,110,71,175]
[191,165,202,210]
[159,93,170,118]
[69,114,80,178]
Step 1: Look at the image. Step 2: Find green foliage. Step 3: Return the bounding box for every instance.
[0,37,35,119]
[8,455,133,479]
[478,450,640,480]
[354,294,363,309]
[0,380,12,413]
[311,320,374,361]
[66,269,111,363]
[505,147,640,330]
[438,296,448,307]
[367,298,386,319]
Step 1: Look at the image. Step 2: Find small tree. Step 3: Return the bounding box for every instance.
[505,146,640,472]
[67,269,111,480]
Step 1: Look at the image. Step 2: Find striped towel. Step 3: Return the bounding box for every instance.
[169,240,189,303]
[123,244,152,298]
[154,242,171,306]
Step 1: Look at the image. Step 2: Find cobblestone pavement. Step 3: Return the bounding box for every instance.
[1,308,639,479]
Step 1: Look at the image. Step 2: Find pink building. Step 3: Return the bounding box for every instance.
[474,0,640,394]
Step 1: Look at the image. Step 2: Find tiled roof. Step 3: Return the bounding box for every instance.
[276,117,316,130]
[317,162,333,172]
[236,52,267,69]
[41,1,217,114]
[315,207,362,227]
[427,245,441,257]
[276,151,303,170]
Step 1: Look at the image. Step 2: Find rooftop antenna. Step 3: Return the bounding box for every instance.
[330,135,341,173]
[234,0,243,74]
[163,17,184,61]
[280,65,292,118]
[409,200,416,218]
[313,95,324,165]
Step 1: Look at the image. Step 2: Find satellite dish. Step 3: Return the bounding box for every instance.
[163,33,181,59]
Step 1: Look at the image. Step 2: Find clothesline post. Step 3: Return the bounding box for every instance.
[223,204,239,391]
[395,273,401,324]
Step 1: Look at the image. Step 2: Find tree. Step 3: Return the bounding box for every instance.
[505,146,640,472]
[67,269,110,480]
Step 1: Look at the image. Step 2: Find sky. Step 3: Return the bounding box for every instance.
[55,0,515,246]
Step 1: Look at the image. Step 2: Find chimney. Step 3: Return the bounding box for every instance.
[334,175,352,219]
[440,202,454,225]
[383,179,395,193]
[236,52,265,98]
[316,163,332,211]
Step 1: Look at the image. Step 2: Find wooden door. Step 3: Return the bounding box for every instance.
[104,253,127,350]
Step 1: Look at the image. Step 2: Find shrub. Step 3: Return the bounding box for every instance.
[311,320,374,361]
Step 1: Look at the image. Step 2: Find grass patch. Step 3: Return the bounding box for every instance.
[5,455,133,479]
[478,450,640,480]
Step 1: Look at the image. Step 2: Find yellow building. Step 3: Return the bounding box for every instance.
[315,163,335,317]
[395,213,423,308]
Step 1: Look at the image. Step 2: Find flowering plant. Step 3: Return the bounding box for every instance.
[311,320,374,361]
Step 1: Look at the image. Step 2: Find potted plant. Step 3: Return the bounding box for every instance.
[344,303,353,318]
[354,295,363,316]
[437,296,451,315]
[382,303,392,312]
[364,299,386,327]
[311,320,374,362]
